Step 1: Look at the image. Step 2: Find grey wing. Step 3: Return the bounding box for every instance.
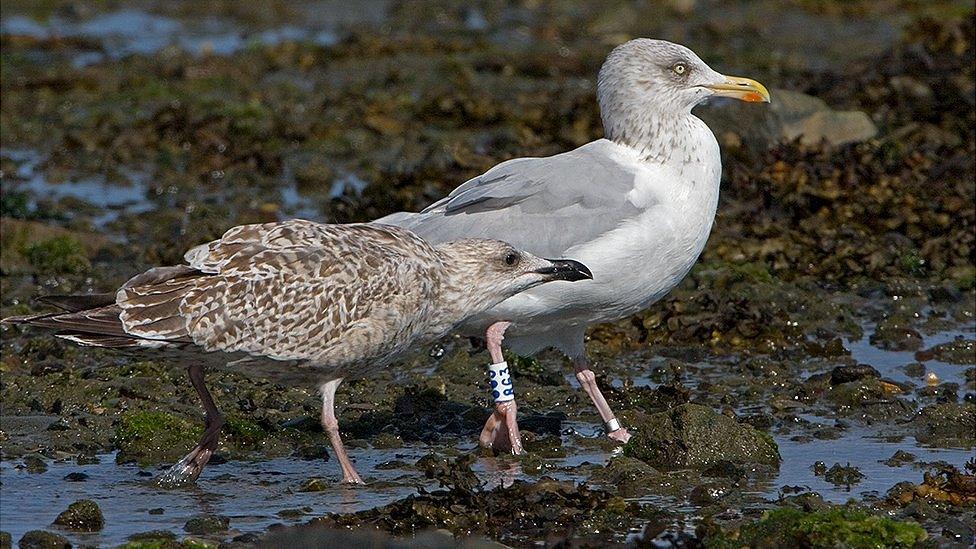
[386,140,643,258]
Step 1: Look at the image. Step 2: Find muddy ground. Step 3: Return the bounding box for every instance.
[0,1,974,548]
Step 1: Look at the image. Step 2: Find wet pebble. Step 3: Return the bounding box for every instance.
[625,403,780,469]
[22,454,47,474]
[689,480,734,505]
[701,460,746,480]
[881,450,917,467]
[276,507,312,519]
[183,514,230,535]
[298,478,330,492]
[903,362,926,378]
[62,472,88,482]
[870,318,923,351]
[52,499,104,532]
[823,463,865,486]
[292,444,330,461]
[74,454,98,465]
[44,420,70,432]
[17,530,70,549]
[916,339,976,365]
[126,530,176,544]
[913,402,976,446]
[813,427,842,440]
[830,364,881,385]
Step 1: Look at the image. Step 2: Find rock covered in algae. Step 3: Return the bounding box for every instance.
[52,499,104,532]
[701,507,926,548]
[624,403,780,469]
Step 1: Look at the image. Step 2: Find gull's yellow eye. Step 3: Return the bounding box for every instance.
[672,62,687,75]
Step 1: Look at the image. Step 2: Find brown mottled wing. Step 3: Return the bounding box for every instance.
[118,220,441,367]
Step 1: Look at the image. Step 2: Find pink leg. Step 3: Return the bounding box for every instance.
[573,355,631,444]
[320,379,364,484]
[479,322,523,455]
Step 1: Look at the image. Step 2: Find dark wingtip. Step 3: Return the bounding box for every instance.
[38,293,115,312]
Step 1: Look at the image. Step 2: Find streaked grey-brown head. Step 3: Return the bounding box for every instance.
[433,238,591,328]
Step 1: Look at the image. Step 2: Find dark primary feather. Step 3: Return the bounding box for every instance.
[38,293,115,312]
[2,305,136,346]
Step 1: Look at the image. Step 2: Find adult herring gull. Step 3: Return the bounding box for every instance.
[2,219,592,484]
[378,39,770,446]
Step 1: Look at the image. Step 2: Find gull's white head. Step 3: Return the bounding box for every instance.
[597,39,769,145]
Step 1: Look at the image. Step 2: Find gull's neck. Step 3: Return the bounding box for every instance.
[425,253,505,337]
[604,110,710,165]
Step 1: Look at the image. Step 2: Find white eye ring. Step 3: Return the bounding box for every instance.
[672,63,687,75]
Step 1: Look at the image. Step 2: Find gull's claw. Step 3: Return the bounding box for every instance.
[608,427,631,444]
[155,447,213,488]
[479,400,523,455]
[154,418,222,488]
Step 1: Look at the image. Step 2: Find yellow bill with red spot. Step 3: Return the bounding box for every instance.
[705,75,770,103]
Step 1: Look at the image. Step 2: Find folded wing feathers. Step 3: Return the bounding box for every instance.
[10,220,438,364]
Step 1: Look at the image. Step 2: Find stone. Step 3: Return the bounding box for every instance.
[623,403,780,469]
[823,463,865,486]
[870,318,924,351]
[183,515,230,535]
[23,454,47,474]
[916,339,976,365]
[16,531,70,549]
[913,402,976,446]
[830,364,881,385]
[52,500,104,532]
[697,89,878,151]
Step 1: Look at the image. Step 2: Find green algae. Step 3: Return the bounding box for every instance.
[115,410,201,466]
[223,416,267,446]
[24,235,90,275]
[118,538,216,549]
[704,507,927,549]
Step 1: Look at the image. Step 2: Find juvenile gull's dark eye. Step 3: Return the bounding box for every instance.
[504,252,519,266]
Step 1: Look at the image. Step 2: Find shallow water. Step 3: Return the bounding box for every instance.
[848,325,974,387]
[0,449,427,545]
[769,429,971,503]
[0,2,390,67]
[1,149,154,229]
[0,435,607,546]
[2,329,971,544]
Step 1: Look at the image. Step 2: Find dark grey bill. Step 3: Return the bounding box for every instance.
[536,259,593,282]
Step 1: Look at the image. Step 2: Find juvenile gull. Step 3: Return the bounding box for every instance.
[378,39,770,447]
[2,219,591,484]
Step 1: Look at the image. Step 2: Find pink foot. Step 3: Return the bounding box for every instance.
[608,427,631,444]
[479,399,523,455]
